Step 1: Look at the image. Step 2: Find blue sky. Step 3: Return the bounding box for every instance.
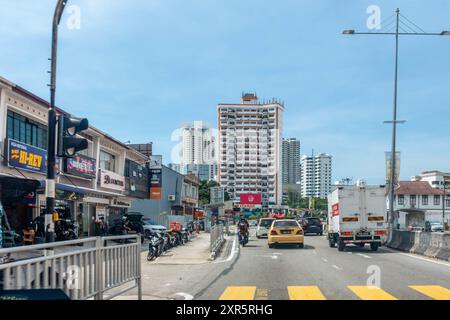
[1,0,449,184]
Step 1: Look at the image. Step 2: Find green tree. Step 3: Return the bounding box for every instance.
[198,180,230,206]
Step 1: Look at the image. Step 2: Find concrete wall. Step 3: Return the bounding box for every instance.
[388,230,450,262]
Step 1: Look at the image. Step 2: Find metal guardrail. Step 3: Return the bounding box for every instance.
[210,224,224,253]
[0,235,141,300]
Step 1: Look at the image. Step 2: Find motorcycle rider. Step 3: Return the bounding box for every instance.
[237,215,249,244]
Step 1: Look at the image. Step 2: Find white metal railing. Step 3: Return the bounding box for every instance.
[0,235,141,300]
[210,224,224,253]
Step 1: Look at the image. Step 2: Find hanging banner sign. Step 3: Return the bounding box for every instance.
[7,139,47,174]
[385,151,401,185]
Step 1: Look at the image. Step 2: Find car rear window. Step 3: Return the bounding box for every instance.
[259,219,275,227]
[307,218,321,225]
[273,221,299,227]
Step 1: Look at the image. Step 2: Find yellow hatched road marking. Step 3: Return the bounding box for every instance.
[288,286,326,300]
[348,286,397,300]
[409,286,450,300]
[219,286,257,300]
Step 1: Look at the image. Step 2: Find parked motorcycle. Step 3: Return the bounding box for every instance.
[180,228,189,244]
[55,219,78,242]
[147,231,165,261]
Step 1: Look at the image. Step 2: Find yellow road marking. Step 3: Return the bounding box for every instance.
[219,286,257,300]
[288,286,326,300]
[348,286,397,300]
[409,286,450,300]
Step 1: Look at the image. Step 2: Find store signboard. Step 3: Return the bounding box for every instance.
[7,139,46,174]
[149,155,163,169]
[96,206,107,220]
[99,169,125,191]
[65,155,96,179]
[149,168,162,200]
[210,187,225,205]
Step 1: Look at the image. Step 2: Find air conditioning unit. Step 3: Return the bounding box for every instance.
[168,195,176,201]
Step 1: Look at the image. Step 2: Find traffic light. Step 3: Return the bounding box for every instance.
[57,115,89,158]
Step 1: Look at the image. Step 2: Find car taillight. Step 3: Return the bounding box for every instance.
[376,230,385,235]
[296,229,303,235]
[270,230,278,235]
[343,231,351,236]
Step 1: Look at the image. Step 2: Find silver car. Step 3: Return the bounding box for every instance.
[256,218,275,238]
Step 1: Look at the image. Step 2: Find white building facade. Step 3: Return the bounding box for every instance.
[217,93,284,206]
[301,153,332,198]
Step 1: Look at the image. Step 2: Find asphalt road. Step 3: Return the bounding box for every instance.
[195,227,450,300]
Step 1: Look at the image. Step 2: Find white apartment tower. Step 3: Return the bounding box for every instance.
[218,93,284,206]
[282,138,301,185]
[177,121,218,181]
[301,153,332,198]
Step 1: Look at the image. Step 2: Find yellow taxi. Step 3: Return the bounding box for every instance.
[268,219,304,248]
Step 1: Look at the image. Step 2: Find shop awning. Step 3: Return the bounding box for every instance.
[38,181,86,195]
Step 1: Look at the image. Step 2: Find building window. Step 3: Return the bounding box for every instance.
[422,195,428,206]
[398,195,404,205]
[7,110,47,149]
[99,150,116,172]
[410,195,416,206]
[434,195,440,206]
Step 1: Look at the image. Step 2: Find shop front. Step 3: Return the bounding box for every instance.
[0,176,40,246]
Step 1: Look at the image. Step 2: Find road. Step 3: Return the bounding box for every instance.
[195,227,450,300]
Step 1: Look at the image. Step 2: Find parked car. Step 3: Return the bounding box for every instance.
[303,217,323,236]
[425,221,444,232]
[256,218,276,238]
[142,219,167,238]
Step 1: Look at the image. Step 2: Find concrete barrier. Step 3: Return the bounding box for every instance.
[388,230,450,262]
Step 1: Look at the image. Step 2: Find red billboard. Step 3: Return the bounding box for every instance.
[240,193,262,205]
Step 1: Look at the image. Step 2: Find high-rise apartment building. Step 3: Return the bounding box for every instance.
[172,121,218,181]
[282,138,301,184]
[218,93,284,206]
[301,153,332,198]
[180,121,216,167]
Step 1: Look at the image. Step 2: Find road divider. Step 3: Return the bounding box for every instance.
[388,230,450,262]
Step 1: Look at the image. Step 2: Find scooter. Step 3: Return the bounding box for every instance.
[238,230,249,247]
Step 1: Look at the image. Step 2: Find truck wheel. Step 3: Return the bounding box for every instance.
[337,239,345,252]
[268,243,274,248]
[298,243,304,249]
[328,238,335,248]
[370,243,379,251]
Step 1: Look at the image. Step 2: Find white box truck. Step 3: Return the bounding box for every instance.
[327,182,387,252]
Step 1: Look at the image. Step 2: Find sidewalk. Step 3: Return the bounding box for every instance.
[113,231,223,300]
[148,232,211,265]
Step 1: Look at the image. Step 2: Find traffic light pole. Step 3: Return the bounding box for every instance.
[46,0,68,242]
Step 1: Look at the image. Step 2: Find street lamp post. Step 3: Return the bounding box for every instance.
[46,0,68,242]
[443,180,447,230]
[343,8,449,241]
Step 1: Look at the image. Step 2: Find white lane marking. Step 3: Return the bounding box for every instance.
[262,254,279,260]
[332,265,343,270]
[347,252,353,255]
[215,235,238,264]
[321,257,328,263]
[175,292,194,300]
[357,253,372,259]
[312,250,317,255]
[380,247,450,267]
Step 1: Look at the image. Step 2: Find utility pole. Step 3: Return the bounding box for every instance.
[343,8,449,241]
[46,0,68,242]
[443,178,447,230]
